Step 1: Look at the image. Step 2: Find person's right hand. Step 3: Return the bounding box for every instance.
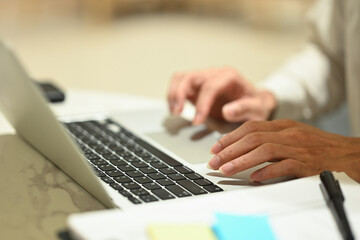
[167,67,277,125]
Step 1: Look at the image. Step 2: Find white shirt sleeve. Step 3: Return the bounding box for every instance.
[258,0,346,121]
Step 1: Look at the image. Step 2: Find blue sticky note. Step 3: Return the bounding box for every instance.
[213,213,276,240]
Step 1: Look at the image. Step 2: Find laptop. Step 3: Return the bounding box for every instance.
[1,41,261,210]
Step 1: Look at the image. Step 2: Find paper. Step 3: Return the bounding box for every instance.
[213,213,276,240]
[148,223,217,240]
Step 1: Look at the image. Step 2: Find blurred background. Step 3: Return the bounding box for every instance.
[0,0,315,99]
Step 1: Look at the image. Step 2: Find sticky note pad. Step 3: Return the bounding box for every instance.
[148,223,217,240]
[213,213,276,240]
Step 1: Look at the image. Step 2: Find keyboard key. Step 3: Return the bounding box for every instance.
[143,182,161,190]
[131,161,148,168]
[95,149,112,156]
[185,173,203,180]
[161,157,182,167]
[128,196,142,204]
[148,173,166,180]
[168,173,186,181]
[136,152,151,158]
[177,180,207,195]
[122,182,141,190]
[166,185,191,198]
[194,178,213,186]
[118,152,133,158]
[117,164,136,172]
[139,167,157,174]
[114,176,132,183]
[124,155,140,162]
[103,154,121,160]
[134,176,153,184]
[152,189,175,200]
[131,188,150,196]
[119,190,132,198]
[175,166,194,174]
[110,182,124,191]
[157,179,175,186]
[135,138,182,167]
[106,170,124,177]
[126,170,144,178]
[84,153,101,160]
[98,164,116,171]
[110,159,127,166]
[90,159,107,166]
[142,156,158,164]
[101,176,114,184]
[107,144,124,151]
[204,184,224,193]
[159,167,176,175]
[150,162,167,169]
[140,194,158,203]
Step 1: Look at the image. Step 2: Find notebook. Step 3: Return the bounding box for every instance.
[0,41,251,209]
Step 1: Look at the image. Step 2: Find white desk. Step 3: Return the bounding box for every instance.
[68,173,360,240]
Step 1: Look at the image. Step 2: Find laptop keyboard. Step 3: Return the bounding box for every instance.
[63,119,223,204]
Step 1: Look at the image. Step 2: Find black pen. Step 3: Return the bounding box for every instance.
[320,171,355,240]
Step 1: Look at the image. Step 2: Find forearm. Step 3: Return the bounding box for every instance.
[257,0,346,122]
[258,43,345,121]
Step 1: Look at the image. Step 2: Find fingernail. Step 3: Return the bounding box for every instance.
[211,142,222,154]
[251,171,262,181]
[220,162,234,175]
[208,155,220,169]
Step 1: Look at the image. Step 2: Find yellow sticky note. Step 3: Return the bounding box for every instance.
[148,223,217,240]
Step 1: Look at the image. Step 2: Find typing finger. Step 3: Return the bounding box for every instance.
[218,143,300,176]
[211,120,297,154]
[209,131,278,170]
[250,159,305,181]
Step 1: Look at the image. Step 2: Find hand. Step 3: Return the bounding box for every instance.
[167,67,277,125]
[208,119,360,183]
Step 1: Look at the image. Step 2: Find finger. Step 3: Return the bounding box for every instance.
[222,98,266,122]
[192,80,223,125]
[209,132,280,169]
[250,159,305,181]
[167,72,183,114]
[193,75,233,125]
[218,143,300,176]
[211,119,297,154]
[173,73,201,115]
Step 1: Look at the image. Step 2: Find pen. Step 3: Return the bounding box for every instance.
[320,171,355,240]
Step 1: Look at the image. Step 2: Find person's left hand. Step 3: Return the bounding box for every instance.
[208,119,360,183]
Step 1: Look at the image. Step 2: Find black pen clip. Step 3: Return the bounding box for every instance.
[320,178,344,205]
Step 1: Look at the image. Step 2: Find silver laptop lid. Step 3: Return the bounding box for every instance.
[0,42,114,208]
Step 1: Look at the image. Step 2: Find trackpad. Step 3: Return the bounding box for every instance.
[146,116,238,165]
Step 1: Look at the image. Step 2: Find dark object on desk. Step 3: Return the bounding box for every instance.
[58,230,74,240]
[37,81,65,103]
[320,171,354,240]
